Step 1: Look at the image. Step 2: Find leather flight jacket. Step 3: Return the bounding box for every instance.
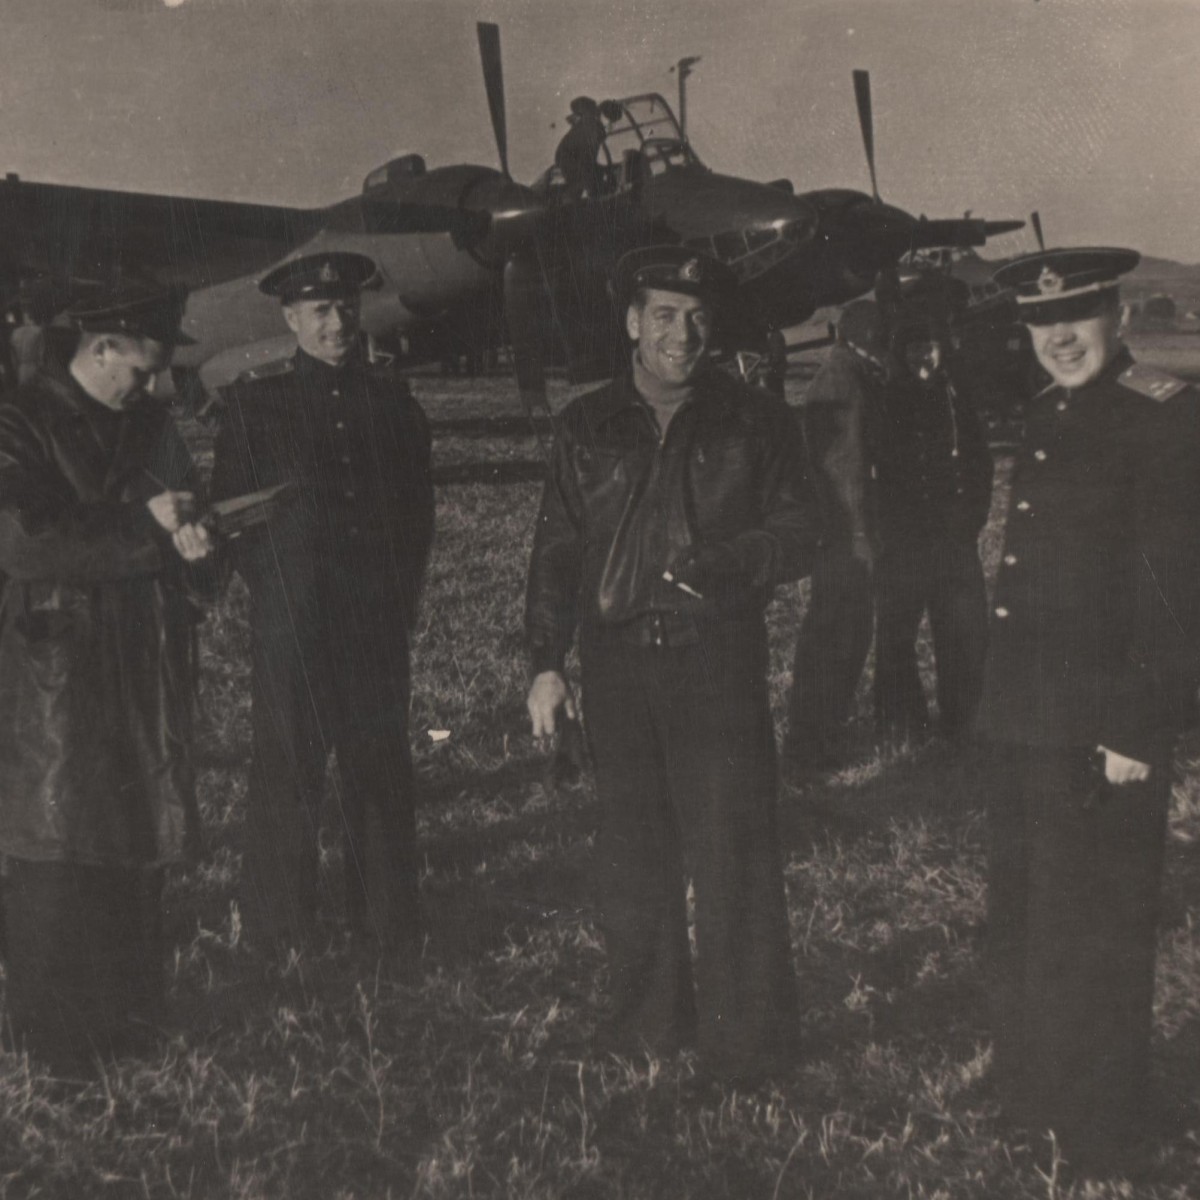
[525,368,819,674]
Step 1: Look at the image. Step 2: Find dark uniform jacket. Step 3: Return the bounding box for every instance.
[211,347,434,683]
[0,361,203,866]
[977,350,1200,761]
[526,368,818,673]
[875,364,994,542]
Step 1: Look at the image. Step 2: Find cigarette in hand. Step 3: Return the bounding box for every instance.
[663,570,704,600]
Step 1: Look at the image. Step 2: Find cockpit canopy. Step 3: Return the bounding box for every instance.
[601,94,705,176]
[534,93,705,195]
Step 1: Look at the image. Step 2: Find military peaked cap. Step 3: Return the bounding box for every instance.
[612,245,736,311]
[259,251,378,304]
[68,278,195,347]
[993,246,1140,324]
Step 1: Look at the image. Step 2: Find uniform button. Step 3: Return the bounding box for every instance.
[345,490,356,500]
[332,389,340,398]
[995,607,1010,619]
[1034,449,1047,462]
[340,455,351,465]
[1056,400,1068,412]
[336,420,346,430]
[1003,554,1017,566]
[349,526,360,536]
[1016,500,1031,512]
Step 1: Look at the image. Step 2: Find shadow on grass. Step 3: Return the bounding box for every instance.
[427,414,552,438]
[432,460,547,486]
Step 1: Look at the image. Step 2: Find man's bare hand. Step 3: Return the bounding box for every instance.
[147,490,196,534]
[171,522,212,563]
[1097,744,1151,785]
[527,671,577,740]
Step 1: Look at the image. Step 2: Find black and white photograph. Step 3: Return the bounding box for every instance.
[0,0,1198,1195]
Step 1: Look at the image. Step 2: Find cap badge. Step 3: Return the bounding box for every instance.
[318,261,338,284]
[1037,266,1065,296]
[679,258,702,283]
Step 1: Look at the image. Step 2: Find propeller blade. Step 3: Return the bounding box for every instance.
[1031,211,1045,252]
[852,69,880,203]
[503,251,548,424]
[477,22,510,178]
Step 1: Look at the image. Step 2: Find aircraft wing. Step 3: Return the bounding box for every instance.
[0,177,323,293]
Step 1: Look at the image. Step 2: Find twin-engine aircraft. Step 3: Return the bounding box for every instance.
[0,23,1021,414]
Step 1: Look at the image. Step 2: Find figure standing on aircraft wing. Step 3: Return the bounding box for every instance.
[525,246,820,1082]
[871,281,993,746]
[554,96,609,199]
[781,300,889,777]
[976,247,1200,1175]
[0,281,212,1075]
[210,252,434,969]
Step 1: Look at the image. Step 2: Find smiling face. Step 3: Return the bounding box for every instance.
[626,288,714,387]
[1028,302,1123,390]
[283,294,361,366]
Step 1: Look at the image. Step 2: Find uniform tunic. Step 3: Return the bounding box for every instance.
[976,349,1200,1167]
[211,347,433,953]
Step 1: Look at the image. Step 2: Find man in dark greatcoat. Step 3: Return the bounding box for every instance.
[872,313,994,743]
[525,246,819,1081]
[210,251,434,962]
[0,282,211,1074]
[978,246,1200,1173]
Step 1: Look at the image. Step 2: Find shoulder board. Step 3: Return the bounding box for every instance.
[1118,362,1188,403]
[237,359,295,385]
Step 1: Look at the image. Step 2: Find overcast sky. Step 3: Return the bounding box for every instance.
[2,0,1197,262]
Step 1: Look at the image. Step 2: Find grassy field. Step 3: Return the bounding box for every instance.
[1,368,1199,1199]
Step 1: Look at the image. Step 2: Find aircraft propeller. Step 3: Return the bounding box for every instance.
[474,21,559,424]
[847,69,1022,255]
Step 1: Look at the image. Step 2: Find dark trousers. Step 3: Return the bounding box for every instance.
[242,629,420,956]
[785,544,873,759]
[580,619,799,1079]
[984,744,1169,1168]
[874,533,987,739]
[1,859,163,1074]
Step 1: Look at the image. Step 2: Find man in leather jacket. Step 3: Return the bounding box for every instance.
[525,246,819,1081]
[0,281,211,1073]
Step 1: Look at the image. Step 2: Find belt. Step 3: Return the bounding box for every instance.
[603,611,700,649]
